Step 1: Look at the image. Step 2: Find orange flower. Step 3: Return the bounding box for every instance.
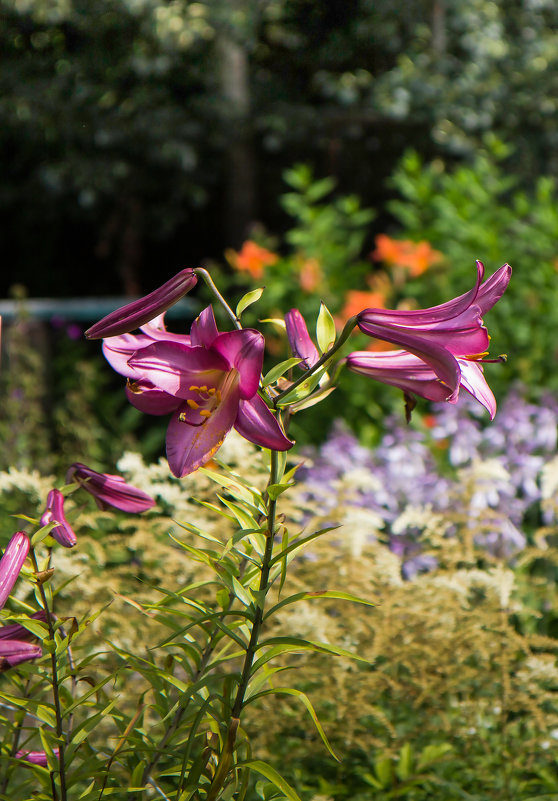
[338,289,386,325]
[298,257,322,292]
[226,241,278,279]
[372,234,443,277]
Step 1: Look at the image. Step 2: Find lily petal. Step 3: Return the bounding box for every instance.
[67,463,155,513]
[457,358,497,419]
[128,341,229,399]
[346,350,454,402]
[40,489,77,548]
[0,639,42,670]
[211,329,265,399]
[0,533,30,611]
[166,372,241,477]
[190,306,219,348]
[125,380,182,415]
[234,394,294,451]
[285,309,320,369]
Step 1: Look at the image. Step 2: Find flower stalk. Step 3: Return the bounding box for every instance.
[204,449,280,801]
[30,548,67,801]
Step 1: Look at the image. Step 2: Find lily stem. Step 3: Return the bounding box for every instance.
[30,549,67,801]
[194,268,242,330]
[273,315,358,405]
[204,449,280,801]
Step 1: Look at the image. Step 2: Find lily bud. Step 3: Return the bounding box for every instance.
[85,269,198,339]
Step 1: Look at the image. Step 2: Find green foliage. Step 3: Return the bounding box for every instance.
[388,141,558,396]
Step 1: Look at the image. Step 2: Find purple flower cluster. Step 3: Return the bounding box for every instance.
[298,386,558,578]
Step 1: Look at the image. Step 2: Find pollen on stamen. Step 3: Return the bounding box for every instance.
[208,388,216,396]
[199,385,208,393]
[200,410,212,418]
[189,385,200,392]
[186,399,200,409]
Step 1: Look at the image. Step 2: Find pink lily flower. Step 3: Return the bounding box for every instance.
[0,638,42,671]
[285,309,320,370]
[66,463,156,513]
[85,269,197,339]
[16,750,49,766]
[103,306,293,477]
[0,532,30,611]
[355,261,511,398]
[40,489,77,548]
[346,349,497,417]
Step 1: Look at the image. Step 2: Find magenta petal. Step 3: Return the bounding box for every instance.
[457,359,497,419]
[16,750,49,766]
[211,329,264,399]
[234,395,294,451]
[128,341,229,399]
[166,375,241,477]
[355,322,461,393]
[285,309,320,369]
[475,262,512,314]
[125,381,182,415]
[0,533,30,611]
[40,489,77,548]
[67,463,156,513]
[190,306,219,348]
[0,639,42,669]
[346,351,453,403]
[358,261,485,326]
[86,269,198,339]
[102,333,156,379]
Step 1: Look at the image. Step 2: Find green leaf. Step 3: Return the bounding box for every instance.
[238,760,303,801]
[290,386,336,413]
[31,522,56,547]
[275,366,328,405]
[416,742,453,770]
[256,636,371,664]
[236,287,265,316]
[396,742,413,781]
[262,358,303,387]
[269,526,339,566]
[266,482,293,501]
[232,576,255,607]
[246,687,339,761]
[265,590,375,621]
[374,757,393,787]
[316,302,336,354]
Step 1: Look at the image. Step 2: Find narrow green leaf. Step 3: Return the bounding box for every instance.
[275,366,328,405]
[290,386,336,413]
[237,760,303,801]
[266,482,293,501]
[257,636,371,664]
[265,590,375,621]
[260,317,286,332]
[374,757,393,787]
[269,526,339,566]
[232,576,254,607]
[262,358,302,387]
[396,742,413,781]
[218,496,259,530]
[31,522,56,547]
[236,287,265,316]
[245,687,339,761]
[316,302,336,354]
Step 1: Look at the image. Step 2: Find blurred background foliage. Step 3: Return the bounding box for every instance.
[3,0,558,463]
[3,0,558,296]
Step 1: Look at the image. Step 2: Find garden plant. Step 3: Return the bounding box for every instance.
[0,258,515,800]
